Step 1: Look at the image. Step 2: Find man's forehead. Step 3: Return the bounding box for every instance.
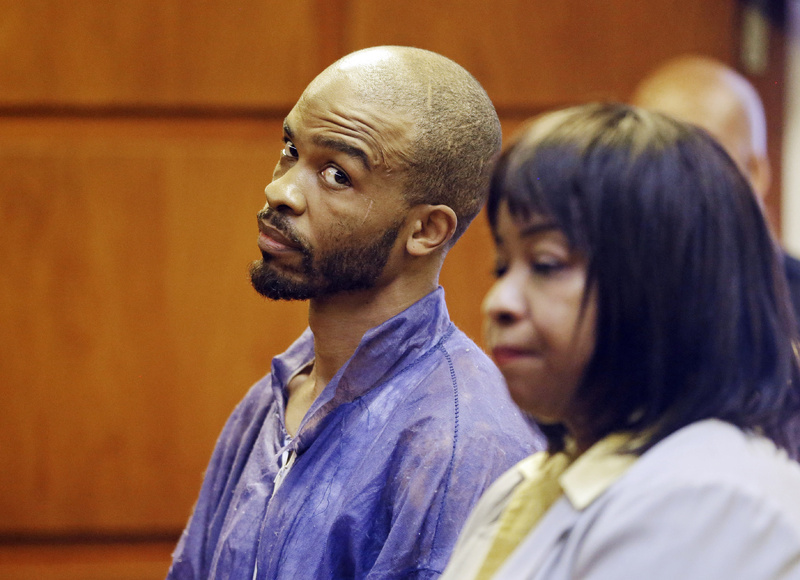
[289,74,416,171]
[640,87,752,160]
[302,64,394,107]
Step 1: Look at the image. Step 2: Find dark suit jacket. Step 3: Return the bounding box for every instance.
[785,252,800,329]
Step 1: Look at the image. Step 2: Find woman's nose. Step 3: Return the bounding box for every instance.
[482,272,527,327]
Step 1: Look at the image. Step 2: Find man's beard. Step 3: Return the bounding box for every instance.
[249,209,403,301]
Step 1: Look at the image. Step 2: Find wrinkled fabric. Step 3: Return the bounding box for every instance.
[441,420,800,580]
[167,288,542,580]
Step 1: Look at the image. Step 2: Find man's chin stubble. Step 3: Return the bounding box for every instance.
[248,259,316,301]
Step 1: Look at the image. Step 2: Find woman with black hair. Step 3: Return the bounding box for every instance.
[441,103,800,580]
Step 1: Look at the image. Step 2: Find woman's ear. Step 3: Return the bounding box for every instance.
[405,205,458,257]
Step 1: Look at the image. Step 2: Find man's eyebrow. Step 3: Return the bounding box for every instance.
[282,119,371,171]
[312,135,371,171]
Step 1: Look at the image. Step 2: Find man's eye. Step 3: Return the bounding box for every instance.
[281,139,298,159]
[320,166,351,188]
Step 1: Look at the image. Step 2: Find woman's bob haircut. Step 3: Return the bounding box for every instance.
[488,103,800,456]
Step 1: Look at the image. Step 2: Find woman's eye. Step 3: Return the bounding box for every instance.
[281,139,298,159]
[531,260,565,276]
[321,166,351,188]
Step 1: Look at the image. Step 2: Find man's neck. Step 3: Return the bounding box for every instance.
[283,280,436,437]
[307,279,436,394]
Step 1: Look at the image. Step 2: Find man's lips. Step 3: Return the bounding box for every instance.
[491,346,538,366]
[257,220,301,253]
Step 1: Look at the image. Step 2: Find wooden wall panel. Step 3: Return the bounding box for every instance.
[0,117,308,534]
[744,14,787,236]
[0,542,173,580]
[0,1,321,108]
[1,1,783,577]
[439,210,494,345]
[346,0,736,109]
[0,117,500,534]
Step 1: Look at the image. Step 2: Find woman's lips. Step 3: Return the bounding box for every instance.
[491,346,537,366]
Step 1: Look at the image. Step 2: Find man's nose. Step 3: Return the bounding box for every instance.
[264,168,307,215]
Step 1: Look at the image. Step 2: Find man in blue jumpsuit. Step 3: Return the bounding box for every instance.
[167,46,542,580]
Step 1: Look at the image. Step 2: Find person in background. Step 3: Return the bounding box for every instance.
[632,54,800,321]
[440,103,800,580]
[167,46,542,580]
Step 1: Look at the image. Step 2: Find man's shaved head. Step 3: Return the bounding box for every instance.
[306,46,502,242]
[632,55,771,199]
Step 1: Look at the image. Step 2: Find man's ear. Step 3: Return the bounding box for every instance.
[405,205,458,257]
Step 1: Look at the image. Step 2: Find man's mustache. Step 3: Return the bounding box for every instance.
[257,209,308,250]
